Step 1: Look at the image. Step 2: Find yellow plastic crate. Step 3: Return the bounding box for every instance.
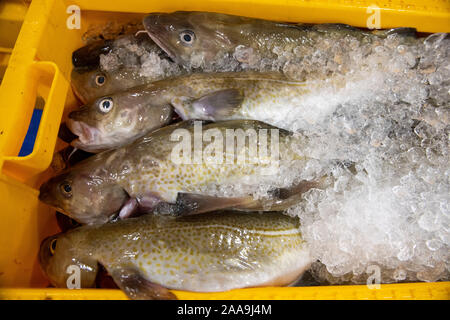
[0,1,29,84]
[0,0,449,300]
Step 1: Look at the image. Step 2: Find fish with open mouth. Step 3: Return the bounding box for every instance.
[67,71,359,153]
[39,210,312,299]
[39,120,323,225]
[142,11,419,73]
[66,90,174,153]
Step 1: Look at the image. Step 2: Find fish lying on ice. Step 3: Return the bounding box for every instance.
[40,120,323,225]
[142,11,418,72]
[67,71,352,152]
[39,210,313,299]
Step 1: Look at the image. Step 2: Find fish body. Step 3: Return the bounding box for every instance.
[40,120,319,224]
[68,71,347,152]
[142,11,418,72]
[39,211,312,299]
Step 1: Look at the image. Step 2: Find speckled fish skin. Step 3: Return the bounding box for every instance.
[39,120,314,225]
[112,120,298,203]
[67,71,335,152]
[39,211,312,298]
[140,71,336,127]
[142,11,418,70]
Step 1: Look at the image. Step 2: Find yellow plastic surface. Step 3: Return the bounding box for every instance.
[0,0,449,300]
[0,1,29,84]
[1,282,449,300]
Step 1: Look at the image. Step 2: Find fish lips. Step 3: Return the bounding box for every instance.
[38,181,65,211]
[66,118,101,149]
[70,79,88,105]
[142,15,180,64]
[38,181,53,204]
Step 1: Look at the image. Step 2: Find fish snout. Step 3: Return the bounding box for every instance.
[39,181,53,204]
[143,13,165,30]
[143,14,178,62]
[70,80,87,104]
[72,39,113,68]
[68,107,87,121]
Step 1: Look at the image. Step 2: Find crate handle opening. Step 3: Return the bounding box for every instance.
[2,61,69,182]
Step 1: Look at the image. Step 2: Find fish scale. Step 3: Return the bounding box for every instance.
[143,11,418,72]
[68,71,327,153]
[40,211,311,295]
[39,120,316,225]
[111,121,291,202]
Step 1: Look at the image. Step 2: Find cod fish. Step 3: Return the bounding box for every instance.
[40,211,312,299]
[68,71,349,152]
[142,11,418,72]
[71,33,183,104]
[39,120,321,225]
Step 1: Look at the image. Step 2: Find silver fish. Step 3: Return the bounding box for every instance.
[40,120,322,224]
[142,11,418,72]
[39,211,312,299]
[67,71,350,153]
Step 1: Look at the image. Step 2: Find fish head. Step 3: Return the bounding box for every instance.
[39,167,129,224]
[67,89,173,152]
[72,39,113,68]
[71,67,122,104]
[39,233,98,288]
[143,11,240,68]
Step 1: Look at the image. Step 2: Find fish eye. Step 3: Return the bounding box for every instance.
[49,239,57,256]
[98,97,113,113]
[59,182,72,198]
[95,74,106,87]
[179,30,195,46]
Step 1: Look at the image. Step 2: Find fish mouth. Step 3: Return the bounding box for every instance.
[38,182,52,204]
[66,119,100,146]
[39,235,56,271]
[38,182,63,210]
[142,15,179,64]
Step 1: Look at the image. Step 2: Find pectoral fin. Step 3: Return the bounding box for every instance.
[154,193,256,216]
[109,267,177,300]
[119,198,139,219]
[153,178,328,216]
[193,89,244,118]
[172,89,244,121]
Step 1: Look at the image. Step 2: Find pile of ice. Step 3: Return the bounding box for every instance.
[199,33,450,284]
[96,34,184,81]
[288,33,449,284]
